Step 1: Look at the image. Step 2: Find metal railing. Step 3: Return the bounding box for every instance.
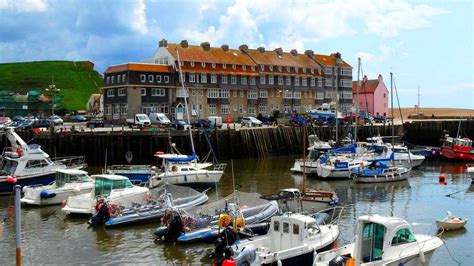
[51,156,87,168]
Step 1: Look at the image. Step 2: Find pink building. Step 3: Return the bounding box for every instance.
[352,74,389,117]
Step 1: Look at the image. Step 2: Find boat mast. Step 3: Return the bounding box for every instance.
[335,64,339,143]
[301,125,307,193]
[390,72,394,147]
[355,57,361,143]
[175,48,197,166]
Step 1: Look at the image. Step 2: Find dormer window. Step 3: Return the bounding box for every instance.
[223,63,227,69]
[260,65,264,71]
[269,65,273,71]
[232,64,236,70]
[201,62,206,67]
[190,61,195,67]
[212,63,216,68]
[242,65,247,70]
[278,66,282,72]
[310,68,314,74]
[251,66,255,71]
[287,66,291,72]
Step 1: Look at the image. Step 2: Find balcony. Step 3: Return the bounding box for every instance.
[247,99,258,105]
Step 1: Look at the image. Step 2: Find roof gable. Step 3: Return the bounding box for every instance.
[352,79,380,94]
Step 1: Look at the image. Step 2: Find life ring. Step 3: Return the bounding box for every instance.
[144,193,151,202]
[108,203,121,218]
[233,217,245,232]
[16,148,22,157]
[218,214,232,228]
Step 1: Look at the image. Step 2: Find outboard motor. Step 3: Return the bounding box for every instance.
[328,255,346,266]
[88,202,110,227]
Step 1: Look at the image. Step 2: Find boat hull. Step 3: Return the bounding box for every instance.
[355,171,409,183]
[441,148,474,161]
[436,219,468,231]
[151,171,223,189]
[0,173,55,195]
[21,183,94,206]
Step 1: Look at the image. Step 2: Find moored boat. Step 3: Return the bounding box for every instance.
[436,211,468,231]
[441,134,474,161]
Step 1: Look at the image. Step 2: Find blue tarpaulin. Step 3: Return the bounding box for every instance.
[167,153,196,162]
[330,144,356,154]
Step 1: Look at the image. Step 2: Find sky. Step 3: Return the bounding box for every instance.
[1,0,473,109]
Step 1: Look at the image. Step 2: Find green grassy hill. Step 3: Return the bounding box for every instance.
[0,60,102,111]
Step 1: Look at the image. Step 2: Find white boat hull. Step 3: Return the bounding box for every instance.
[150,170,223,188]
[436,218,468,231]
[355,169,410,183]
[21,182,94,206]
[291,160,319,175]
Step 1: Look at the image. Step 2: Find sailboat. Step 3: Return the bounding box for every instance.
[148,48,226,189]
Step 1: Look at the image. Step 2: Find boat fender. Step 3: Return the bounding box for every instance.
[17,148,22,157]
[235,245,256,265]
[40,190,56,199]
[144,193,150,202]
[221,258,235,266]
[419,249,426,265]
[218,214,232,228]
[73,186,81,193]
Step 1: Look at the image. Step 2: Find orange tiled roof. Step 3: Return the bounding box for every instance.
[352,79,379,94]
[314,54,351,68]
[165,44,257,66]
[104,63,173,74]
[245,49,320,70]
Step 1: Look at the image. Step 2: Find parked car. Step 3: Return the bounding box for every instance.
[16,119,35,130]
[172,119,190,130]
[33,119,53,128]
[71,115,87,122]
[86,118,104,128]
[207,116,223,129]
[12,116,25,122]
[241,116,263,127]
[49,115,64,125]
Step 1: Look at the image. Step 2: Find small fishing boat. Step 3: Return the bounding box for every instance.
[62,174,149,215]
[436,211,468,231]
[314,215,443,266]
[440,133,474,161]
[232,213,340,266]
[261,188,339,214]
[21,169,94,206]
[100,184,209,227]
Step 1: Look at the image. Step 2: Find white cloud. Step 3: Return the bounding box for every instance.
[0,0,47,12]
[355,52,375,62]
[129,0,148,35]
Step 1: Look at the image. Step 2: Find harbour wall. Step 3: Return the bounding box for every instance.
[1,120,473,166]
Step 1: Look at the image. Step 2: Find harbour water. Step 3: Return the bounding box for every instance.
[0,158,472,265]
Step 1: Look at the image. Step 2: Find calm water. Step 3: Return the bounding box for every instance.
[0,159,473,265]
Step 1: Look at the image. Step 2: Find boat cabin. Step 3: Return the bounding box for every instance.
[55,169,92,187]
[92,175,134,197]
[443,136,473,152]
[355,215,417,263]
[270,214,321,251]
[261,188,303,213]
[1,144,54,177]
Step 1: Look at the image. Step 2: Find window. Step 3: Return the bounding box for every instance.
[117,75,120,83]
[362,223,386,262]
[286,77,291,85]
[118,88,126,96]
[222,63,227,69]
[238,104,244,114]
[201,62,205,68]
[340,79,352,87]
[121,104,128,115]
[293,91,301,99]
[274,221,280,232]
[325,78,333,86]
[293,105,300,113]
[324,67,333,75]
[251,66,255,71]
[141,88,146,96]
[190,61,195,67]
[250,77,256,85]
[294,67,299,73]
[111,76,115,84]
[201,73,207,83]
[310,68,314,74]
[105,105,112,115]
[107,89,115,97]
[293,224,299,234]
[232,64,236,70]
[258,103,266,113]
[278,76,283,85]
[231,75,237,84]
[391,228,416,246]
[26,160,50,168]
[189,73,196,83]
[176,87,188,97]
[278,66,282,72]
[283,222,289,233]
[269,65,273,71]
[164,76,169,83]
[294,77,300,86]
[208,88,220,98]
[148,75,154,82]
[248,105,256,114]
[242,65,246,70]
[222,75,228,84]
[304,91,307,99]
[269,75,274,85]
[220,88,230,98]
[106,76,110,84]
[114,104,120,115]
[221,104,229,114]
[302,78,307,86]
[233,104,238,111]
[286,66,291,72]
[151,88,165,96]
[310,77,316,87]
[341,67,352,75]
[259,89,268,98]
[318,78,323,87]
[260,65,264,71]
[284,90,293,99]
[160,103,169,114]
[233,90,237,97]
[211,74,217,84]
[156,75,162,83]
[247,89,258,99]
[211,63,216,68]
[383,93,386,98]
[241,75,247,85]
[303,68,306,73]
[240,90,245,97]
[260,75,266,85]
[209,104,216,115]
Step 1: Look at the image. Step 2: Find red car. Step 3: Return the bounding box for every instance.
[0,117,12,124]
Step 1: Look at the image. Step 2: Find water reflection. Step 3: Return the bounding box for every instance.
[94,227,125,252]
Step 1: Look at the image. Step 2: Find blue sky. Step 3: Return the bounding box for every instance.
[1,0,472,108]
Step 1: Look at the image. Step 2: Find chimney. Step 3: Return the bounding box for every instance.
[257,47,265,53]
[304,49,314,57]
[290,49,298,56]
[333,52,342,64]
[200,42,211,51]
[221,44,229,51]
[274,48,283,56]
[378,74,383,82]
[239,44,249,54]
[180,40,188,48]
[158,38,168,47]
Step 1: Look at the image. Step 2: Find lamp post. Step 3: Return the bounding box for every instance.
[45,77,60,116]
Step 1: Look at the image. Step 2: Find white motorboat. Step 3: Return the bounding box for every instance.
[291,135,333,175]
[316,155,371,179]
[149,153,226,189]
[314,215,443,266]
[391,146,425,168]
[62,174,149,215]
[233,213,340,265]
[21,169,94,206]
[436,211,468,231]
[0,128,86,194]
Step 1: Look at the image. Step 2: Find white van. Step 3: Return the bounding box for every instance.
[207,116,223,129]
[149,113,171,126]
